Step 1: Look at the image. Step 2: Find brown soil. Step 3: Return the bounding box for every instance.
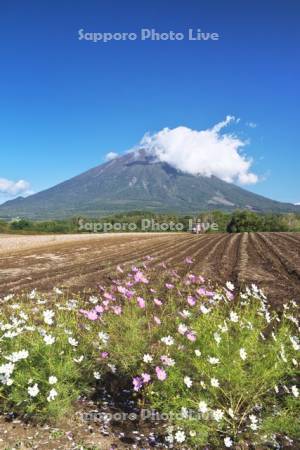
[0,232,300,305]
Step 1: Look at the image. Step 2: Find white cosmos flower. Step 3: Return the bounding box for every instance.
[161,336,174,346]
[198,400,208,413]
[143,354,153,363]
[89,295,98,304]
[28,383,39,397]
[98,331,109,344]
[229,311,239,322]
[47,388,58,401]
[5,350,29,362]
[291,385,299,398]
[53,287,63,295]
[226,281,235,291]
[74,355,84,363]
[0,362,15,377]
[212,409,224,422]
[68,337,78,347]
[19,312,28,321]
[208,356,220,365]
[224,436,233,447]
[43,310,55,325]
[184,376,193,388]
[200,305,210,314]
[44,334,55,345]
[211,378,219,388]
[28,289,37,299]
[194,349,201,356]
[239,348,247,361]
[49,376,58,385]
[174,430,186,443]
[228,408,234,418]
[94,371,101,380]
[214,332,221,344]
[178,323,188,335]
[290,336,300,351]
[108,363,116,373]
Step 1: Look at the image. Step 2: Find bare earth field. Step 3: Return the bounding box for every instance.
[0,232,300,306]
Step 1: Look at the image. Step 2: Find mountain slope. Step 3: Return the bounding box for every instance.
[0,150,299,219]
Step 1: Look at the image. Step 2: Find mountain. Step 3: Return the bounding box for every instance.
[0,150,299,219]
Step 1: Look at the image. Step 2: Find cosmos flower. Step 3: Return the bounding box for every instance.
[184,376,193,388]
[187,295,196,306]
[174,430,186,443]
[291,385,299,398]
[68,337,78,347]
[229,311,239,322]
[134,271,149,284]
[212,409,224,422]
[43,310,55,325]
[44,334,55,345]
[143,354,153,363]
[224,437,233,447]
[211,378,220,388]
[28,383,39,397]
[161,336,174,346]
[137,296,145,308]
[178,323,188,335]
[49,376,58,385]
[240,348,247,360]
[133,376,143,391]
[155,366,167,381]
[198,401,208,413]
[47,388,58,402]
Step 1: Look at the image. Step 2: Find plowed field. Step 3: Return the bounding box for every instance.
[0,232,299,305]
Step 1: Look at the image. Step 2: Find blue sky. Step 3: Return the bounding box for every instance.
[0,0,299,204]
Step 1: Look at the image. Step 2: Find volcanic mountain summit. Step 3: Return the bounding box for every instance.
[0,150,298,219]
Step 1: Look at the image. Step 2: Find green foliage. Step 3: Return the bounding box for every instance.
[0,210,299,234]
[0,266,299,448]
[227,210,289,232]
[147,295,299,447]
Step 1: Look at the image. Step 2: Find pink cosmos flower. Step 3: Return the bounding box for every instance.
[165,283,174,289]
[95,305,104,313]
[187,295,196,306]
[186,332,196,342]
[185,257,193,264]
[101,352,109,359]
[137,297,145,308]
[141,373,151,383]
[134,271,149,284]
[197,288,215,297]
[86,310,98,321]
[154,298,162,306]
[160,355,174,367]
[225,290,234,301]
[187,274,196,282]
[153,316,161,325]
[133,376,143,391]
[155,366,167,381]
[112,306,122,315]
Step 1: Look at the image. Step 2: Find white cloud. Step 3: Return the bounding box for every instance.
[135,116,258,185]
[105,151,118,161]
[0,178,31,196]
[246,121,257,128]
[294,202,300,206]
